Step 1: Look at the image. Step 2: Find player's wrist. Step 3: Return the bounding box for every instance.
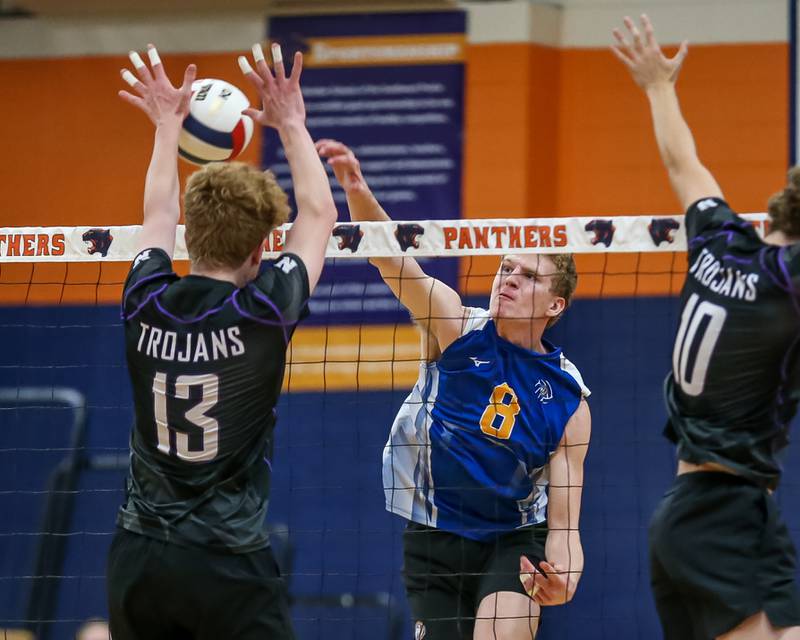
[276,118,308,136]
[645,80,676,98]
[154,118,183,136]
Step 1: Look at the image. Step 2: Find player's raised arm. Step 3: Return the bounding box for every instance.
[611,15,722,211]
[317,139,465,351]
[239,44,336,292]
[119,45,196,258]
[521,399,591,606]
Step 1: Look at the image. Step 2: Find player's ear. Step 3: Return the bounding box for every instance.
[547,296,566,319]
[250,239,266,265]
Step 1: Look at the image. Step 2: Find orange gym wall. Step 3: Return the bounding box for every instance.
[0,41,789,302]
[460,40,788,296]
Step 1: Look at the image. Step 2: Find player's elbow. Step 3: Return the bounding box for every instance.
[317,201,338,229]
[297,197,338,230]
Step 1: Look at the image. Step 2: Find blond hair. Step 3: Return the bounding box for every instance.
[183,162,290,269]
[767,166,800,239]
[546,253,578,328]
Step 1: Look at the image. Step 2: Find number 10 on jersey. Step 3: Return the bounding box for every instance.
[673,293,727,396]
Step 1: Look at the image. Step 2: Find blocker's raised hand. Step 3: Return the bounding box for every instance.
[238,43,306,131]
[611,14,688,90]
[119,44,196,127]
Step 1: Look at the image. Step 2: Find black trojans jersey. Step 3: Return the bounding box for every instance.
[665,198,800,489]
[118,247,308,552]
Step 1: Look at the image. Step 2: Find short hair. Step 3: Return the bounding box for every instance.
[767,166,800,239]
[546,253,578,328]
[183,162,290,269]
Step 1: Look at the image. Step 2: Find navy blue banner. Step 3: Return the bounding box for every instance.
[264,11,466,324]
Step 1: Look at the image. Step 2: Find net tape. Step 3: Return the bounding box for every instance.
[0,214,768,263]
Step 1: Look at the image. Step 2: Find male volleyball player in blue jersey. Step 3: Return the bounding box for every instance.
[318,140,592,639]
[612,15,800,640]
[107,44,337,639]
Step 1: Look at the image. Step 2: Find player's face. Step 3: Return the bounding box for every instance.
[489,254,563,323]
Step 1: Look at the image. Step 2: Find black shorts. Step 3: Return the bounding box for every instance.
[649,472,800,640]
[107,528,294,640]
[402,521,548,640]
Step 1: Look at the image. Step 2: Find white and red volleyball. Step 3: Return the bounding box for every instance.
[179,78,253,165]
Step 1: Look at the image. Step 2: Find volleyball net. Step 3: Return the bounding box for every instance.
[0,213,778,640]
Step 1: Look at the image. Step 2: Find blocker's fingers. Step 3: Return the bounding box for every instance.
[289,51,303,84]
[238,55,254,75]
[641,13,658,48]
[674,40,689,65]
[121,68,142,89]
[147,44,166,80]
[612,28,631,53]
[239,58,265,92]
[128,50,152,82]
[629,23,644,51]
[179,63,197,93]
[118,90,145,110]
[251,42,269,76]
[271,43,285,79]
[610,45,635,69]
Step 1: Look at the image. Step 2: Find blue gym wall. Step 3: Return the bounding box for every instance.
[1,299,798,640]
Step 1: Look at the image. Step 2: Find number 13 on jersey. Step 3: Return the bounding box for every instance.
[153,372,220,462]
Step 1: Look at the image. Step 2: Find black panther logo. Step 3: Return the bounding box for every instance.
[82,228,113,257]
[332,224,363,252]
[648,218,680,246]
[584,219,616,247]
[395,223,425,252]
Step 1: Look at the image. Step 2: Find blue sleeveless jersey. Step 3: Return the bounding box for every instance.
[383,308,590,541]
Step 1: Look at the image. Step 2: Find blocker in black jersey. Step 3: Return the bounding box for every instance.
[665,197,800,490]
[117,247,308,552]
[613,15,800,640]
[108,247,307,640]
[108,39,338,640]
[652,197,800,639]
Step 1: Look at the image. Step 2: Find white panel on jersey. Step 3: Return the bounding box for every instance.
[560,353,591,398]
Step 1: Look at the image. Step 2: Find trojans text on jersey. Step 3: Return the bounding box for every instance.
[136,322,245,362]
[688,248,759,301]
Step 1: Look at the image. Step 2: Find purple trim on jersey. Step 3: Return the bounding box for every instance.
[263,455,273,472]
[247,283,290,328]
[122,271,174,311]
[777,246,800,316]
[721,255,753,266]
[777,332,800,416]
[153,296,233,325]
[722,219,752,231]
[759,247,791,293]
[709,230,736,244]
[125,278,292,334]
[123,284,169,321]
[232,290,289,344]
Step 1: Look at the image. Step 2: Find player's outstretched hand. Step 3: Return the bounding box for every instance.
[119,45,196,127]
[238,43,305,131]
[611,14,688,90]
[316,139,370,195]
[519,556,574,606]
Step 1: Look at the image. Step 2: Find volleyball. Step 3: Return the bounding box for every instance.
[179,78,254,165]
